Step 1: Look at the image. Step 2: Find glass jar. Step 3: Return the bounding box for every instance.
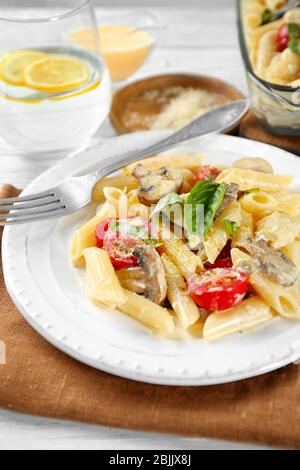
[237,0,300,136]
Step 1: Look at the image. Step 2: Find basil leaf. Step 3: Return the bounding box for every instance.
[289,38,300,55]
[261,8,272,25]
[184,202,204,249]
[204,183,228,236]
[186,181,219,235]
[224,220,238,239]
[185,180,228,240]
[150,193,183,220]
[187,180,220,206]
[244,187,260,194]
[288,23,300,39]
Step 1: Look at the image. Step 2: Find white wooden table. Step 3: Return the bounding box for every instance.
[0,2,270,450]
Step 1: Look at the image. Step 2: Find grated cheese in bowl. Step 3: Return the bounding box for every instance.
[150,87,228,131]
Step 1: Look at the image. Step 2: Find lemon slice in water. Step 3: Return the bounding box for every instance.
[23,54,91,92]
[0,50,47,86]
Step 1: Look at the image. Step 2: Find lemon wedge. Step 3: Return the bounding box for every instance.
[23,55,91,92]
[0,50,47,86]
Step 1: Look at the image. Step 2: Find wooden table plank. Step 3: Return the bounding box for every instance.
[0,409,268,450]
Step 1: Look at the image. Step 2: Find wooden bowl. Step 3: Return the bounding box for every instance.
[110,74,245,134]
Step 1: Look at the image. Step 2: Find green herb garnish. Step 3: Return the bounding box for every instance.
[150,193,183,220]
[288,23,300,39]
[289,38,300,55]
[224,220,238,239]
[185,180,228,240]
[244,187,260,194]
[110,219,143,238]
[145,235,162,248]
[288,24,300,55]
[109,220,120,232]
[261,9,272,25]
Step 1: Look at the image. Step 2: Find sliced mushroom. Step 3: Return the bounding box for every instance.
[256,211,299,250]
[117,268,146,294]
[215,183,240,218]
[243,238,298,287]
[233,157,274,174]
[132,164,183,206]
[133,245,167,305]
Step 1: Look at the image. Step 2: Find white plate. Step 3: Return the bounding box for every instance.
[3,132,300,386]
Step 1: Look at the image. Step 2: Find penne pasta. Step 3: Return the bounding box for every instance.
[204,201,242,264]
[83,247,127,307]
[128,203,150,219]
[127,189,150,218]
[251,270,300,320]
[232,248,300,320]
[231,247,251,269]
[102,187,128,217]
[119,289,175,335]
[216,167,293,192]
[239,191,278,220]
[92,175,138,202]
[203,297,274,341]
[256,211,300,249]
[284,7,300,23]
[127,189,139,206]
[232,209,254,248]
[272,192,300,216]
[71,202,116,267]
[281,241,300,272]
[162,254,200,328]
[162,237,203,279]
[248,19,284,50]
[267,49,300,84]
[256,31,278,78]
[245,2,266,29]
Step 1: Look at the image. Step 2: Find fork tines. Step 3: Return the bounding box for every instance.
[0,190,66,225]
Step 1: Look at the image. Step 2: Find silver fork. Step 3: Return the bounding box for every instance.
[0,99,249,225]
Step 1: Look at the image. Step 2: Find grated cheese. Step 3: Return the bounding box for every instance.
[150,87,227,131]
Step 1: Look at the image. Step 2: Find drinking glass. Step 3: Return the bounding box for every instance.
[0,0,111,157]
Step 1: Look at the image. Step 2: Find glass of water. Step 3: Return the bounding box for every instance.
[0,0,111,156]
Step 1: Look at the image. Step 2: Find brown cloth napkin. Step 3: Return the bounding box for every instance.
[1,185,300,449]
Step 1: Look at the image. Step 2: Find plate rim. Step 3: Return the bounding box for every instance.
[3,132,300,386]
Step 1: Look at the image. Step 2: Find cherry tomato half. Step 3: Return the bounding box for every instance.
[276,25,290,52]
[95,218,114,248]
[204,241,233,269]
[103,231,139,270]
[188,268,249,312]
[276,24,300,52]
[205,257,233,270]
[101,218,158,270]
[194,165,221,183]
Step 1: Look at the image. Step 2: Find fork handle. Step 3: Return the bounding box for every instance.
[92,99,248,180]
